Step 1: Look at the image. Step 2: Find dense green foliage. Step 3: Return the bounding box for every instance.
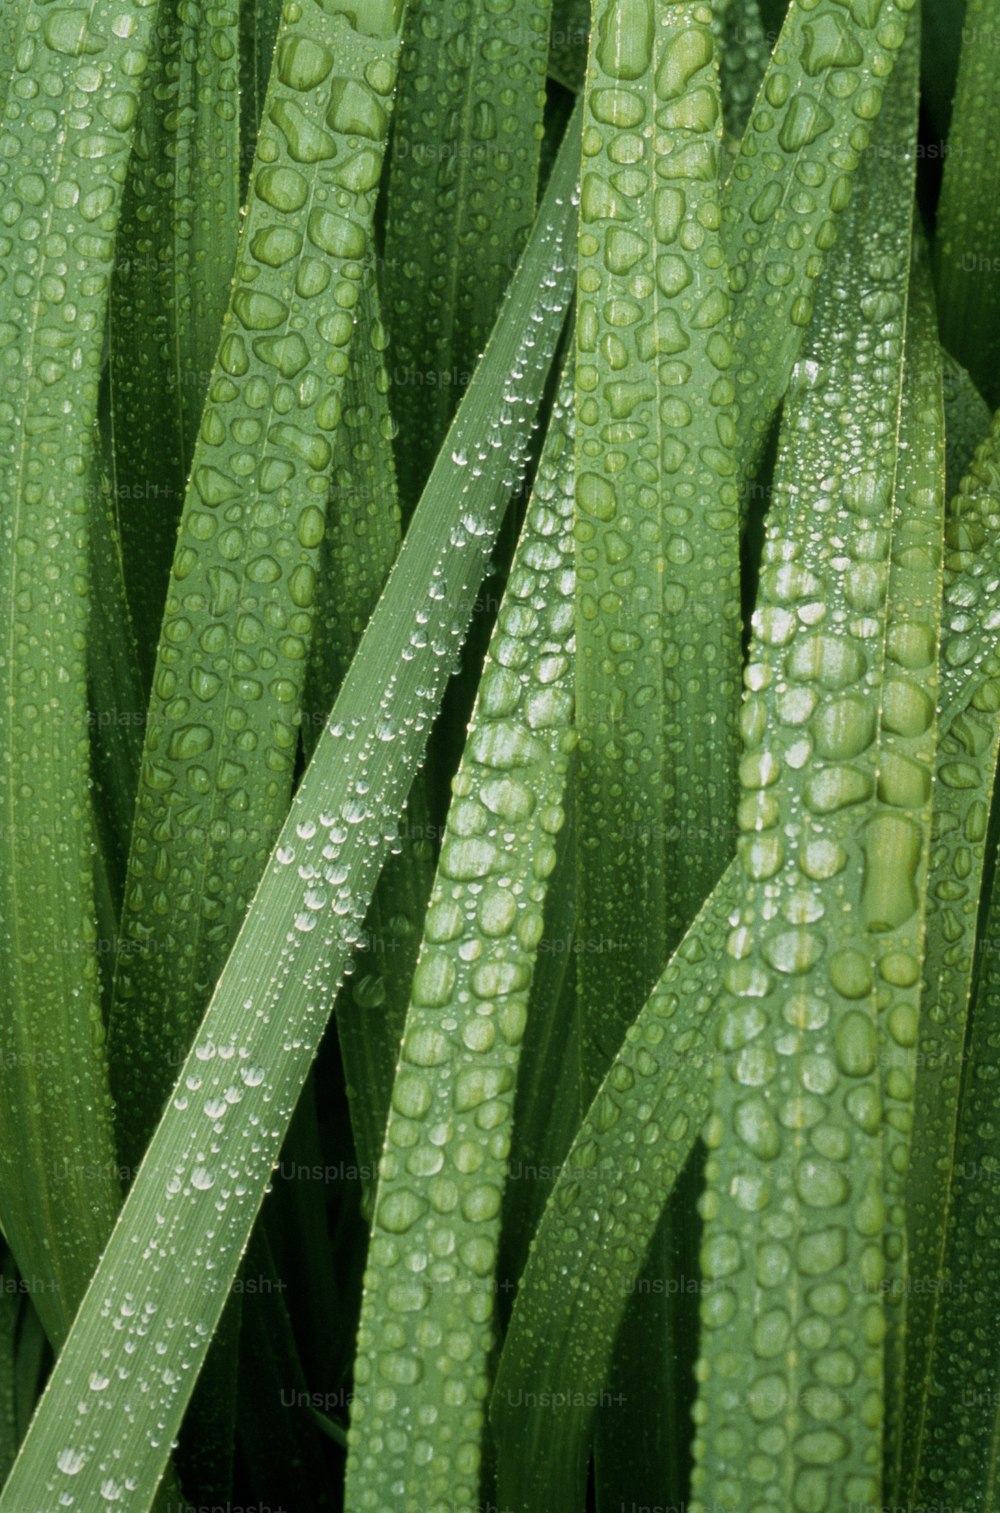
[1,2,999,1510]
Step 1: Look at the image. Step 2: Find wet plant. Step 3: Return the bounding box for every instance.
[0,2,998,1511]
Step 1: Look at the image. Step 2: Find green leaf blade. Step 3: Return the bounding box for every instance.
[302,261,435,1183]
[876,238,945,1495]
[0,0,164,1348]
[345,355,576,1512]
[942,350,992,506]
[109,0,242,681]
[492,858,740,1513]
[901,334,1000,1513]
[691,32,919,1508]
[912,814,1000,1506]
[933,0,1000,409]
[575,0,740,1084]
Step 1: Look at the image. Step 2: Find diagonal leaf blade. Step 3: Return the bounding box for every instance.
[0,102,578,1513]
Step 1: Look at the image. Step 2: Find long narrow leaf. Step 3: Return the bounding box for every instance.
[939,429,1000,721]
[691,31,918,1506]
[911,818,1000,1506]
[302,266,402,747]
[902,366,1000,1511]
[573,9,739,1501]
[0,0,162,1349]
[110,0,241,681]
[575,0,739,1080]
[345,354,576,1512]
[302,259,436,1183]
[492,857,741,1513]
[942,349,992,505]
[498,779,582,1289]
[876,239,945,1495]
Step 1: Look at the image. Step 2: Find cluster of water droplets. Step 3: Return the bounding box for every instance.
[292,254,432,1181]
[844,266,944,1472]
[21,1024,278,1511]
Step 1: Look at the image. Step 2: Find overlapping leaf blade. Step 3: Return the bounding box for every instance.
[301,259,435,1184]
[723,0,917,482]
[345,355,576,1511]
[910,799,1000,1507]
[109,0,410,1175]
[381,0,552,510]
[575,0,739,1086]
[942,350,992,503]
[109,0,241,680]
[573,7,740,1502]
[875,239,945,1492]
[902,364,1000,1513]
[492,858,740,1513]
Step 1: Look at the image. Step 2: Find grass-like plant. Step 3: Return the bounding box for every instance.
[1,1,999,1510]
